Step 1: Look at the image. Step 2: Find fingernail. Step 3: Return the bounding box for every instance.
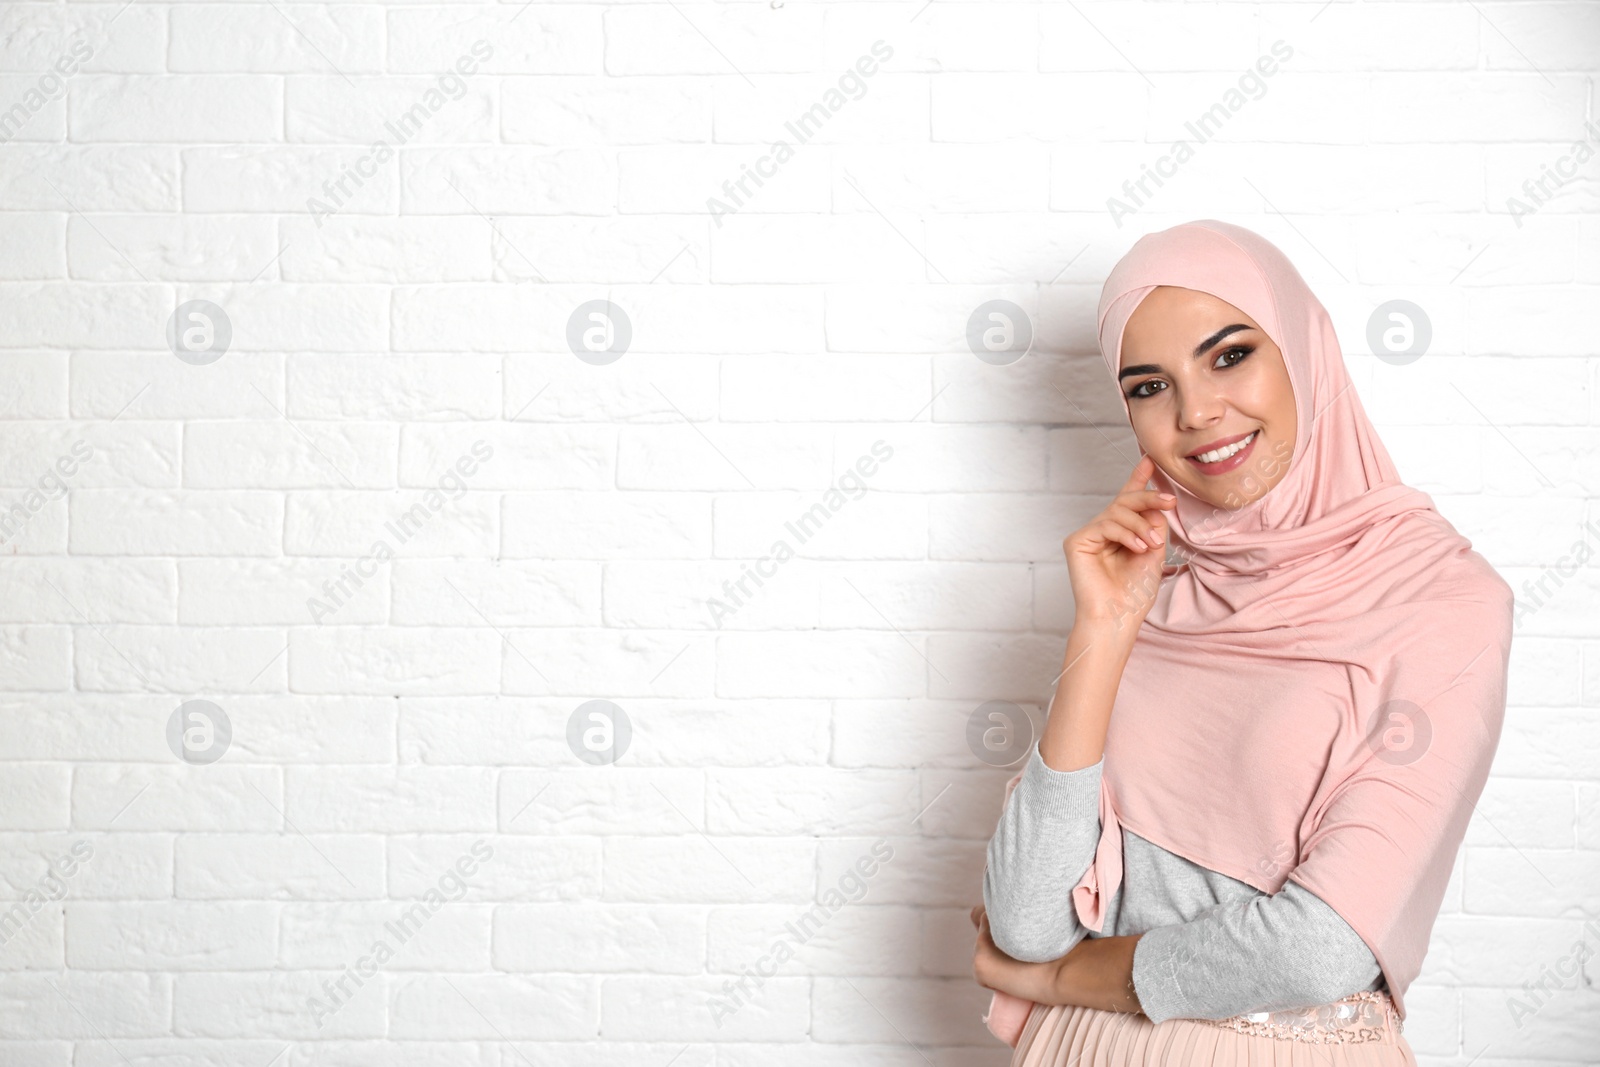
[1133,538,1148,550]
[1159,493,1176,501]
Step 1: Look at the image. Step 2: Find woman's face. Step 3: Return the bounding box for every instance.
[1117,286,1297,510]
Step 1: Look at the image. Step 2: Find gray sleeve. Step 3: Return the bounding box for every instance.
[981,740,1105,964]
[1131,879,1383,1023]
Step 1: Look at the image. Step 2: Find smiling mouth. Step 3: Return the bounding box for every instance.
[1186,430,1259,472]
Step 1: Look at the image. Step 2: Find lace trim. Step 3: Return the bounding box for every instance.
[1194,990,1403,1045]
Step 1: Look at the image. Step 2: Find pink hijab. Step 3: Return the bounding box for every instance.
[983,219,1514,1046]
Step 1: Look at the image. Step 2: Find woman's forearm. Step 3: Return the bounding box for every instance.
[1037,621,1137,772]
[1055,934,1145,1015]
[1129,883,1384,1024]
[973,905,1145,1017]
[1008,934,1145,1016]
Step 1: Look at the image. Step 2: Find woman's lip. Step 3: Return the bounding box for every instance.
[1187,430,1259,474]
[1185,430,1256,458]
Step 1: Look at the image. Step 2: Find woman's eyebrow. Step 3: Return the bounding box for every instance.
[1116,323,1255,382]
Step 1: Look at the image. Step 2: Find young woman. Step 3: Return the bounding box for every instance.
[969,220,1514,1065]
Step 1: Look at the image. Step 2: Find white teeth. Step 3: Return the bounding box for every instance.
[1192,431,1256,464]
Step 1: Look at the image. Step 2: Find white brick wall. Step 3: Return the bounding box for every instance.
[0,1,1596,1063]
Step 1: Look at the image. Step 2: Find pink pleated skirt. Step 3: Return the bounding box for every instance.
[1010,991,1418,1067]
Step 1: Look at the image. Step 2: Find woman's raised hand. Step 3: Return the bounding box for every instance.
[1062,454,1176,634]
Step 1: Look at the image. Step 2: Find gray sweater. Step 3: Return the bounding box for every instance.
[983,740,1385,1025]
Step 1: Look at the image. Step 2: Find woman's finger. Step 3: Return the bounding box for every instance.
[1104,504,1163,548]
[1094,517,1149,553]
[1116,487,1177,511]
[1117,454,1156,496]
[1115,502,1172,547]
[1100,518,1152,556]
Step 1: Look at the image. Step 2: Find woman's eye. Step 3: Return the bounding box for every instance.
[1126,346,1252,399]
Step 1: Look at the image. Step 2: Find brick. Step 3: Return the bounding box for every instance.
[177,834,385,900]
[72,76,279,142]
[67,902,277,968]
[170,6,383,73]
